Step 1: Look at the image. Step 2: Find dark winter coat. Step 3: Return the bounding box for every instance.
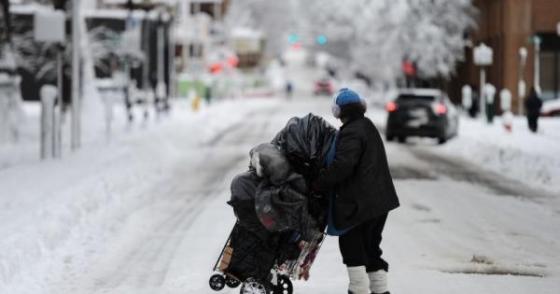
[525,91,543,117]
[313,114,400,229]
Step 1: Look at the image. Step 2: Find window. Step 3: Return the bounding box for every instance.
[540,51,556,100]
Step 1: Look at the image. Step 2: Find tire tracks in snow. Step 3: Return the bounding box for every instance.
[375,123,555,201]
[88,104,279,293]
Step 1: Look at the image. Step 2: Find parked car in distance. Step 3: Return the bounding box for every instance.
[385,88,459,144]
[313,78,334,96]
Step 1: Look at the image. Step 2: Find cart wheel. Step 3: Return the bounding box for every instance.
[274,275,293,294]
[240,278,267,294]
[209,274,226,291]
[226,276,241,288]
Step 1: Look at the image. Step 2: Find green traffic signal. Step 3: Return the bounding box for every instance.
[288,34,299,44]
[316,35,328,45]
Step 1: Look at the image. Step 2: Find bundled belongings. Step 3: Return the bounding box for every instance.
[272,114,337,179]
[209,114,336,294]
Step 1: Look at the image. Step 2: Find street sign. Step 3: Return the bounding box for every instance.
[474,43,493,66]
[34,9,66,43]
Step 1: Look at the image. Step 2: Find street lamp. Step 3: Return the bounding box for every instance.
[71,0,81,150]
[473,43,493,122]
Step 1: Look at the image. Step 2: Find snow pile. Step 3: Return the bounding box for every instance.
[0,97,278,293]
[368,106,560,194]
[438,117,560,194]
[541,98,560,116]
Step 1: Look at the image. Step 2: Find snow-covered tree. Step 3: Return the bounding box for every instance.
[302,0,476,82]
[227,0,476,83]
[225,0,294,56]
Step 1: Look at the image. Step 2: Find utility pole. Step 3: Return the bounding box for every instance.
[533,35,542,95]
[51,0,67,157]
[71,0,82,150]
[156,13,166,115]
[124,0,134,122]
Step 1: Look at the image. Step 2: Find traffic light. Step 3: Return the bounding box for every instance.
[288,33,299,44]
[316,35,328,46]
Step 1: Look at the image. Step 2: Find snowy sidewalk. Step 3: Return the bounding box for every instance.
[438,116,560,194]
[0,98,279,293]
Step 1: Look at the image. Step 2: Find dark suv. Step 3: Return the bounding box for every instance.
[385,89,459,144]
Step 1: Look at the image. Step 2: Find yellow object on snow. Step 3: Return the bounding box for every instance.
[192,96,201,112]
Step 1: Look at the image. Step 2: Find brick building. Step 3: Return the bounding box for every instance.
[452,0,560,113]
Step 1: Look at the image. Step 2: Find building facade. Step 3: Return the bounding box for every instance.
[453,0,560,113]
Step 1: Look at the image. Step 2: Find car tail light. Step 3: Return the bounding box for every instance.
[386,101,398,112]
[433,103,447,115]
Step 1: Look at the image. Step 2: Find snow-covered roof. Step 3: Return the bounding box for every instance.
[398,88,443,97]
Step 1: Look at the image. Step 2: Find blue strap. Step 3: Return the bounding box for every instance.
[324,134,352,236]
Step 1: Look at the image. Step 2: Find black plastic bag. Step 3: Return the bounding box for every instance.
[254,173,317,241]
[228,171,271,241]
[271,113,337,179]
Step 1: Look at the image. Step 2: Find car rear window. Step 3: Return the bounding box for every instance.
[397,94,436,101]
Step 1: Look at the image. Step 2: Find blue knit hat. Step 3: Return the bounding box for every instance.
[332,88,366,118]
[335,88,361,106]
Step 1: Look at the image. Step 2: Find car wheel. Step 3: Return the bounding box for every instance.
[398,136,406,143]
[437,137,447,145]
[386,134,394,141]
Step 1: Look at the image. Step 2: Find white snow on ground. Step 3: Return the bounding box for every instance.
[439,116,560,194]
[367,107,560,195]
[2,55,560,294]
[2,94,559,294]
[0,98,279,293]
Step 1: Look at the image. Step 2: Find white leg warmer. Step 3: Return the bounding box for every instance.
[347,266,370,294]
[368,270,388,294]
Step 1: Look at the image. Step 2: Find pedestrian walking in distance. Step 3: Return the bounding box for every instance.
[312,88,400,294]
[285,81,294,99]
[524,87,543,133]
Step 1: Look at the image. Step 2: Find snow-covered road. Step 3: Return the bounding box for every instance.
[2,96,559,294]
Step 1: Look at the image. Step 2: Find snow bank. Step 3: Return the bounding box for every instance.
[0,97,278,293]
[368,106,560,195]
[439,116,560,194]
